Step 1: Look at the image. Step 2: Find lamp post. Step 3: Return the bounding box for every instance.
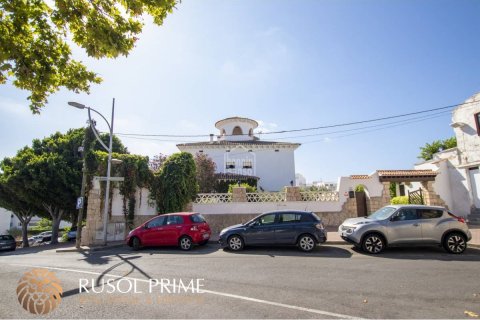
[69,99,115,245]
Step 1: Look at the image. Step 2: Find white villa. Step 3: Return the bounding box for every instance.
[413,92,480,220]
[177,117,300,191]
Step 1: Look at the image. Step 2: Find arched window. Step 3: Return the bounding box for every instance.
[232,126,243,135]
[248,128,253,136]
[221,129,226,136]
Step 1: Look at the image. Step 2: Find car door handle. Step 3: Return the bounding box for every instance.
[176,226,182,229]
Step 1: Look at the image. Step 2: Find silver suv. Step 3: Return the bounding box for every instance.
[339,205,471,254]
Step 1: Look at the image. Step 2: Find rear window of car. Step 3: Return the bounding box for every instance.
[418,209,444,219]
[0,235,14,241]
[190,214,206,223]
[279,213,301,223]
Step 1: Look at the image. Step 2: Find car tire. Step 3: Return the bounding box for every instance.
[227,235,244,251]
[179,236,193,251]
[443,232,467,254]
[131,237,141,251]
[361,233,385,254]
[297,234,316,252]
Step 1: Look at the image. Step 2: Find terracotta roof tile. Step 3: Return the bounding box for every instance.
[377,170,437,177]
[350,175,370,179]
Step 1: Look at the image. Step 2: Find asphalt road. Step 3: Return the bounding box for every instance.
[0,243,479,319]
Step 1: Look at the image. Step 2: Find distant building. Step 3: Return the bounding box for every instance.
[312,181,338,191]
[177,117,301,191]
[295,173,307,187]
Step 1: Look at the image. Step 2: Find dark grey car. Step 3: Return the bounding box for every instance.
[219,210,327,252]
[0,235,16,251]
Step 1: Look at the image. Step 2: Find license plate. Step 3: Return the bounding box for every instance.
[202,233,209,239]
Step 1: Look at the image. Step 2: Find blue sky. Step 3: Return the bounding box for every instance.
[1,0,479,182]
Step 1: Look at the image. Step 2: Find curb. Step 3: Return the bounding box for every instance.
[56,243,126,253]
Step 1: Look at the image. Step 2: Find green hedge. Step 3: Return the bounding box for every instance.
[391,196,409,205]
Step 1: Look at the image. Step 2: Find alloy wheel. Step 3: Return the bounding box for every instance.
[180,237,192,250]
[447,235,466,253]
[228,236,243,251]
[299,235,315,251]
[364,235,384,254]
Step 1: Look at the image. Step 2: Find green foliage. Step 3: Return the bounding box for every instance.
[418,137,457,161]
[228,183,257,193]
[61,226,71,242]
[0,0,178,112]
[214,178,258,193]
[389,182,397,198]
[391,196,409,205]
[91,151,152,229]
[150,152,197,213]
[35,218,52,229]
[354,185,365,192]
[195,153,216,193]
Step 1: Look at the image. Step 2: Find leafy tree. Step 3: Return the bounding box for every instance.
[418,137,457,161]
[0,0,178,113]
[194,153,216,193]
[150,152,197,213]
[0,128,128,244]
[0,178,42,247]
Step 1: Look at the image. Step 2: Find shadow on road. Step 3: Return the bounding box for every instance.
[0,242,72,256]
[221,244,353,258]
[351,245,480,261]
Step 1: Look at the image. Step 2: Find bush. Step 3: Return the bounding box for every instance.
[61,226,71,242]
[228,183,257,193]
[354,185,365,192]
[391,196,409,205]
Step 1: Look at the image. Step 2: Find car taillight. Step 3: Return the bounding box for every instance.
[190,226,199,231]
[448,212,466,223]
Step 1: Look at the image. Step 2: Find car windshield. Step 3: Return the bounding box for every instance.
[0,235,14,241]
[367,206,397,220]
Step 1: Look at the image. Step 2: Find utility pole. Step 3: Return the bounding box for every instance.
[75,127,89,249]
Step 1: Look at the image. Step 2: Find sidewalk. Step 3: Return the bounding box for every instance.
[56,240,125,253]
[327,225,480,248]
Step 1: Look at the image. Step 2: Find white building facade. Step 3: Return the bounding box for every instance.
[413,92,480,219]
[177,117,300,191]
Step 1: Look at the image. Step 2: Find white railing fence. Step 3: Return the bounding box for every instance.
[194,193,232,204]
[194,191,340,204]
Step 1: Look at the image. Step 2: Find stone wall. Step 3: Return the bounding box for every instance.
[421,181,448,208]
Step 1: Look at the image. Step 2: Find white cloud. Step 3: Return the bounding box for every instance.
[255,120,279,134]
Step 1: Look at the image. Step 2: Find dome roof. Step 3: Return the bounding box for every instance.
[465,92,480,103]
[215,117,258,130]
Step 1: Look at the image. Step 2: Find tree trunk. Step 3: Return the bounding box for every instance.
[44,205,64,245]
[21,220,29,248]
[50,214,61,245]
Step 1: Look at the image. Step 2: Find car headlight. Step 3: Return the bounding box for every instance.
[346,227,357,234]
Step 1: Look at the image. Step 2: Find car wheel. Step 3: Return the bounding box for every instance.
[443,232,467,254]
[132,237,141,251]
[227,235,244,251]
[297,234,316,252]
[362,233,385,254]
[179,236,193,251]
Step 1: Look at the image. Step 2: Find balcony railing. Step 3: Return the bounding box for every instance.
[193,191,339,204]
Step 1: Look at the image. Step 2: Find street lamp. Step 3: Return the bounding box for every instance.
[68,99,116,246]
